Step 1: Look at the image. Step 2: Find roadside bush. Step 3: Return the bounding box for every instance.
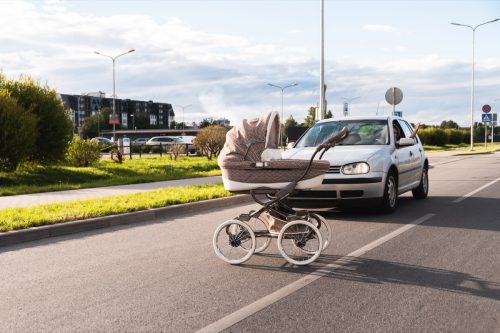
[418,127,448,146]
[169,143,186,160]
[0,90,37,171]
[0,75,73,163]
[193,125,228,160]
[65,135,101,167]
[445,129,466,145]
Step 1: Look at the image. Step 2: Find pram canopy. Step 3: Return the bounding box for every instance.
[218,112,330,192]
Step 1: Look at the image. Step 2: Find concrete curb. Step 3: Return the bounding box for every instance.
[0,195,252,248]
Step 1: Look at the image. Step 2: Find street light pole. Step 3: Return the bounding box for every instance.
[341,96,361,116]
[451,18,498,151]
[174,104,192,131]
[267,83,298,147]
[94,49,135,141]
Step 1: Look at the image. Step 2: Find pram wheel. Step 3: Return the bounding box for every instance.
[307,213,332,251]
[243,215,271,253]
[213,220,256,264]
[277,221,323,266]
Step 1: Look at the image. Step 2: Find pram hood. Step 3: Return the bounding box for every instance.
[218,111,280,165]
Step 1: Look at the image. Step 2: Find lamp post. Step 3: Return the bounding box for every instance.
[130,113,135,130]
[94,49,135,141]
[341,96,360,116]
[451,18,498,150]
[174,104,192,131]
[267,82,298,147]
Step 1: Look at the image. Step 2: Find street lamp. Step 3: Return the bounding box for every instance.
[451,18,499,150]
[174,104,192,131]
[94,49,135,141]
[267,82,299,147]
[341,96,361,116]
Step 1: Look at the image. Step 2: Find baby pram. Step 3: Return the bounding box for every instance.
[213,112,348,265]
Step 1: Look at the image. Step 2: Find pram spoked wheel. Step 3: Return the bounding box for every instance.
[242,211,271,253]
[213,220,256,264]
[278,221,323,266]
[306,213,332,251]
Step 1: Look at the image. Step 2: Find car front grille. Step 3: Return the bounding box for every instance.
[326,165,341,174]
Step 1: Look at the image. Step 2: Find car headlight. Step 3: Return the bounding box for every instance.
[342,162,370,175]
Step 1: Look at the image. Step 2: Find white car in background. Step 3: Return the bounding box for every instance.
[282,115,428,212]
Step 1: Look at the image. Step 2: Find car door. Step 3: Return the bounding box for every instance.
[393,121,412,191]
[398,120,422,187]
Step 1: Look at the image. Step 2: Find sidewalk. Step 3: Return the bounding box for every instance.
[0,176,222,210]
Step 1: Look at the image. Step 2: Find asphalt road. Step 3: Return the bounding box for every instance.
[1,153,499,332]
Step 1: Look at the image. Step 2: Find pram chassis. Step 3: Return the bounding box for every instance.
[213,127,348,266]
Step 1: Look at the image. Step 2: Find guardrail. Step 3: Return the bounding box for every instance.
[100,143,197,159]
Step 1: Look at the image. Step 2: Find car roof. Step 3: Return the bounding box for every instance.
[315,115,405,124]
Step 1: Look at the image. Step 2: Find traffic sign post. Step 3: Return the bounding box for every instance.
[482,113,492,123]
[385,87,403,116]
[394,111,403,117]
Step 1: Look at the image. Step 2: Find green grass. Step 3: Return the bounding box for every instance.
[451,144,500,156]
[0,156,220,196]
[0,184,231,232]
[423,144,469,152]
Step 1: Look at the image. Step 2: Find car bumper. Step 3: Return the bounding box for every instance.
[286,172,386,208]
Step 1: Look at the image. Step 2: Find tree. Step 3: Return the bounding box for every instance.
[0,75,72,163]
[302,106,317,127]
[0,89,37,171]
[65,135,101,167]
[198,118,217,128]
[193,125,228,160]
[440,120,459,129]
[325,109,333,119]
[80,107,118,139]
[283,115,298,143]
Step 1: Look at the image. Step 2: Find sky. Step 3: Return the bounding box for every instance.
[1,0,499,127]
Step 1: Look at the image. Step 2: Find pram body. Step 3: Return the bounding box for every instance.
[213,112,348,265]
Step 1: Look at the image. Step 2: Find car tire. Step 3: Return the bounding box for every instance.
[380,171,398,213]
[412,166,428,199]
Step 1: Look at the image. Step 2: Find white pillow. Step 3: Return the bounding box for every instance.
[261,148,282,161]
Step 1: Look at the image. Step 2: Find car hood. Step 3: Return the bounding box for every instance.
[282,145,385,165]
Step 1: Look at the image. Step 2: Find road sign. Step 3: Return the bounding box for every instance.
[394,111,403,117]
[385,87,403,106]
[482,113,492,123]
[343,102,349,116]
[482,104,491,113]
[109,114,120,125]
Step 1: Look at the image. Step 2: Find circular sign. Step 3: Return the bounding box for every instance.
[385,87,403,106]
[482,104,491,113]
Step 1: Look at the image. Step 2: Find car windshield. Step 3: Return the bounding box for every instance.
[295,119,389,147]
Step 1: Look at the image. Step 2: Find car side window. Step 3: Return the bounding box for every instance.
[400,120,419,143]
[392,121,405,142]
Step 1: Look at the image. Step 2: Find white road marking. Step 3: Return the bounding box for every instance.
[453,177,500,203]
[196,213,435,333]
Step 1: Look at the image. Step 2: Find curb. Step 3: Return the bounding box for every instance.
[0,195,252,248]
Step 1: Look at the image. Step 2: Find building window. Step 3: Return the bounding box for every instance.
[150,114,157,125]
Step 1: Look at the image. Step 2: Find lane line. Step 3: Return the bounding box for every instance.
[453,177,500,203]
[196,213,435,333]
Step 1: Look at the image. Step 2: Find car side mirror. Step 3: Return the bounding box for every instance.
[286,142,296,149]
[397,138,416,147]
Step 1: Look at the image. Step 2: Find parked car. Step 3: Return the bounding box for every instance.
[91,137,114,146]
[132,137,149,145]
[281,115,428,212]
[145,136,197,155]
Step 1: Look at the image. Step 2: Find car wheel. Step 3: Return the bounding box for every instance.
[380,171,398,213]
[412,166,428,199]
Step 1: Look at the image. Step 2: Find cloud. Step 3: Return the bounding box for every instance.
[0,1,497,127]
[363,24,395,32]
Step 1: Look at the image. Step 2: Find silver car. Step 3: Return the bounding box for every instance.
[282,115,429,212]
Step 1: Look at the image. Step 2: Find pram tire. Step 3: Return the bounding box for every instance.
[213,220,256,264]
[244,215,271,253]
[307,213,332,251]
[277,221,323,266]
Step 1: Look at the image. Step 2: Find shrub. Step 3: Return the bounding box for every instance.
[418,127,448,146]
[193,125,228,160]
[0,90,37,171]
[65,135,101,167]
[0,75,73,163]
[445,129,466,145]
[169,143,186,160]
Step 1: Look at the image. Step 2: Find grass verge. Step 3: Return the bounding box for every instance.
[0,184,230,232]
[0,156,220,196]
[451,144,500,156]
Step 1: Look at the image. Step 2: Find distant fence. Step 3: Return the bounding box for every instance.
[100,143,198,159]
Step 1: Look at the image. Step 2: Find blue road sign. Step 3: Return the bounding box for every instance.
[482,113,492,123]
[394,111,403,117]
